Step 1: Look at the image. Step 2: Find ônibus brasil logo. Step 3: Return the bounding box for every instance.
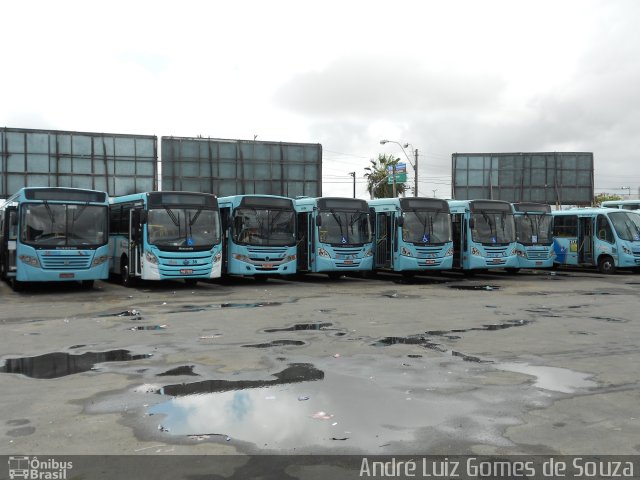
[8,456,73,480]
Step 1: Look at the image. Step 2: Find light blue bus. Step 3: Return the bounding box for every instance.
[447,199,519,272]
[512,202,555,270]
[368,197,453,275]
[109,191,222,286]
[601,199,640,211]
[294,197,373,278]
[0,187,110,289]
[552,207,640,274]
[218,195,297,277]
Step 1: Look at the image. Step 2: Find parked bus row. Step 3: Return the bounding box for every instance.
[2,187,640,290]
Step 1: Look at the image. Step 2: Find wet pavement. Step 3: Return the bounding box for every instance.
[1,269,639,456]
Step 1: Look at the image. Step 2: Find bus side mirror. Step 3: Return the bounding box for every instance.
[469,218,474,229]
[315,216,322,227]
[397,217,404,227]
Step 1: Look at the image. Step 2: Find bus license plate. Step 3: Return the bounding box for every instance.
[180,269,193,275]
[425,259,435,265]
[262,263,273,268]
[343,260,353,265]
[59,273,75,279]
[491,258,501,264]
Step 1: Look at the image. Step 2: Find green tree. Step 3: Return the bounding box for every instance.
[364,154,407,199]
[594,193,623,206]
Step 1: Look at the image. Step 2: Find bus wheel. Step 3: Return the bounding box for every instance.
[597,255,616,274]
[121,257,137,287]
[11,278,25,292]
[505,268,520,274]
[81,280,95,289]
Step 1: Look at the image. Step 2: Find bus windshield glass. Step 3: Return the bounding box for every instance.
[471,211,516,244]
[319,209,371,245]
[608,212,640,242]
[402,210,451,244]
[515,213,553,245]
[232,208,295,246]
[148,208,220,248]
[21,203,107,247]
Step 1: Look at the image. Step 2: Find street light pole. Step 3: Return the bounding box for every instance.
[380,139,418,197]
[349,172,356,198]
[621,186,631,197]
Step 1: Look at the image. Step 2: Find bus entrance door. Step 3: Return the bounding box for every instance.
[451,213,463,268]
[1,206,18,278]
[375,212,392,269]
[296,212,310,272]
[578,217,593,264]
[129,208,143,277]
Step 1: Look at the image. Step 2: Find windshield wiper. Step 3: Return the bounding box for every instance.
[164,207,182,238]
[330,209,346,242]
[481,211,496,241]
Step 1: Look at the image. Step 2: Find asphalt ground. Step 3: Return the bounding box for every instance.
[1,268,639,458]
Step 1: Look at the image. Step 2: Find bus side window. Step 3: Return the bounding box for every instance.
[553,215,577,237]
[597,215,614,243]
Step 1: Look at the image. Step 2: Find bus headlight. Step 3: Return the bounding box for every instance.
[318,248,331,258]
[213,252,222,263]
[622,245,632,255]
[145,250,159,265]
[445,247,454,256]
[471,247,481,256]
[285,254,297,262]
[19,254,40,267]
[92,255,109,266]
[515,249,526,257]
[400,246,413,257]
[365,249,374,257]
[233,253,250,262]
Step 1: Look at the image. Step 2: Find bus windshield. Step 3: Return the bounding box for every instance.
[471,211,516,244]
[21,203,107,247]
[402,210,451,244]
[232,207,295,246]
[319,209,371,245]
[515,213,553,245]
[608,211,640,242]
[148,208,220,248]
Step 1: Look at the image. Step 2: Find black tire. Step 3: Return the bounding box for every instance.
[11,278,25,292]
[597,255,616,275]
[121,257,137,287]
[81,280,95,289]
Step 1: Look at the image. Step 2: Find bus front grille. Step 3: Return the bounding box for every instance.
[40,255,92,270]
[526,250,550,260]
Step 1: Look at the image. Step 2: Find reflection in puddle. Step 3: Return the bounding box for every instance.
[0,350,152,379]
[159,364,323,396]
[166,302,283,314]
[448,285,501,291]
[242,340,306,349]
[157,365,199,377]
[264,323,333,333]
[149,369,474,450]
[495,363,597,393]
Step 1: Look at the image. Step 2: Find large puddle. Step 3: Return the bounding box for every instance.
[148,365,480,450]
[0,350,152,379]
[495,363,597,393]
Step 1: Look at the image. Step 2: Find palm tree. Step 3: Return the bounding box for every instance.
[364,154,407,199]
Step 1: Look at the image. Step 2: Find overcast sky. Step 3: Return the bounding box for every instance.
[2,0,639,199]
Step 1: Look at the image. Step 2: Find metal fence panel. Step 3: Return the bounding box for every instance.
[161,137,322,197]
[1,127,157,198]
[452,152,594,205]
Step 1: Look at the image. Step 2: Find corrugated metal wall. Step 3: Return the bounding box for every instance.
[452,152,594,205]
[0,128,157,198]
[161,137,322,197]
